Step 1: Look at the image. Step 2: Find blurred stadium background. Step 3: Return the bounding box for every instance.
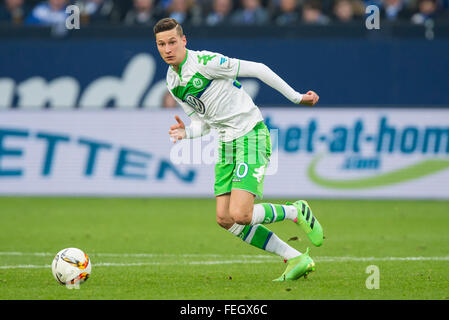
[1,0,449,300]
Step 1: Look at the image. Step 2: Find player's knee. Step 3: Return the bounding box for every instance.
[216,216,234,229]
[216,211,234,230]
[229,208,252,225]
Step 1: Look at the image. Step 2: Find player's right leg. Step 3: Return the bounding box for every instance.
[226,122,324,247]
[216,192,301,261]
[216,193,234,230]
[216,192,313,281]
[272,248,315,282]
[214,123,316,280]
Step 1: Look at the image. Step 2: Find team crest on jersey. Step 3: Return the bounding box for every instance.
[192,78,203,89]
[185,94,206,114]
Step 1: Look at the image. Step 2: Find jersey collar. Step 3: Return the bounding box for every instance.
[171,49,188,82]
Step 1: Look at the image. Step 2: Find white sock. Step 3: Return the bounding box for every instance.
[284,205,298,221]
[250,203,298,225]
[250,204,266,225]
[265,232,301,261]
[228,223,301,261]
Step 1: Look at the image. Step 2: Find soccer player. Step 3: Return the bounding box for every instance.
[154,18,323,281]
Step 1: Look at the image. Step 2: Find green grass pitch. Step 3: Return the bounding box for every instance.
[1,197,448,300]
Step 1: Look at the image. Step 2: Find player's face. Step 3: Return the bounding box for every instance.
[155,28,187,67]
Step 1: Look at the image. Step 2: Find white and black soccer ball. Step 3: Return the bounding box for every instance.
[51,248,91,285]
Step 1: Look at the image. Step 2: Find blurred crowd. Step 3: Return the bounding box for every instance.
[0,0,448,27]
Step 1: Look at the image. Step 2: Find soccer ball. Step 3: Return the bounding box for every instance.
[51,248,91,285]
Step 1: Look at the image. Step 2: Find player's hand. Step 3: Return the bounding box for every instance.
[168,115,186,143]
[300,91,319,106]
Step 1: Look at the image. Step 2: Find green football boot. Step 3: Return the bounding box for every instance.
[273,248,315,281]
[287,200,324,247]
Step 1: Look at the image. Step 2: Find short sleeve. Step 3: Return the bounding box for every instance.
[199,51,240,80]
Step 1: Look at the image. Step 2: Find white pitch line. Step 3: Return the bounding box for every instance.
[0,260,276,270]
[0,264,51,269]
[1,253,449,270]
[1,251,449,261]
[317,256,449,262]
[0,252,275,259]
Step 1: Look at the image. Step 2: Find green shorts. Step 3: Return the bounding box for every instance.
[214,121,272,199]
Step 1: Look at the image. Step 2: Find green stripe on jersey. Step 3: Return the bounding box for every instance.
[170,72,211,101]
[236,60,241,79]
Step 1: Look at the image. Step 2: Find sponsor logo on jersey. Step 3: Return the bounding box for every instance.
[185,94,206,114]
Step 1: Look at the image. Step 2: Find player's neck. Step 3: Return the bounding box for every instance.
[171,49,188,73]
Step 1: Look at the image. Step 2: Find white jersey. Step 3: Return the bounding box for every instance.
[166,49,263,142]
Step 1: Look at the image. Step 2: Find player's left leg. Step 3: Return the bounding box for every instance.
[252,201,324,247]
[216,191,301,261]
[229,193,324,247]
[227,189,302,262]
[231,122,324,247]
[228,189,315,281]
[214,122,317,280]
[214,136,303,263]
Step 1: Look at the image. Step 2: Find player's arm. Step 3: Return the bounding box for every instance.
[237,60,319,106]
[168,114,210,143]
